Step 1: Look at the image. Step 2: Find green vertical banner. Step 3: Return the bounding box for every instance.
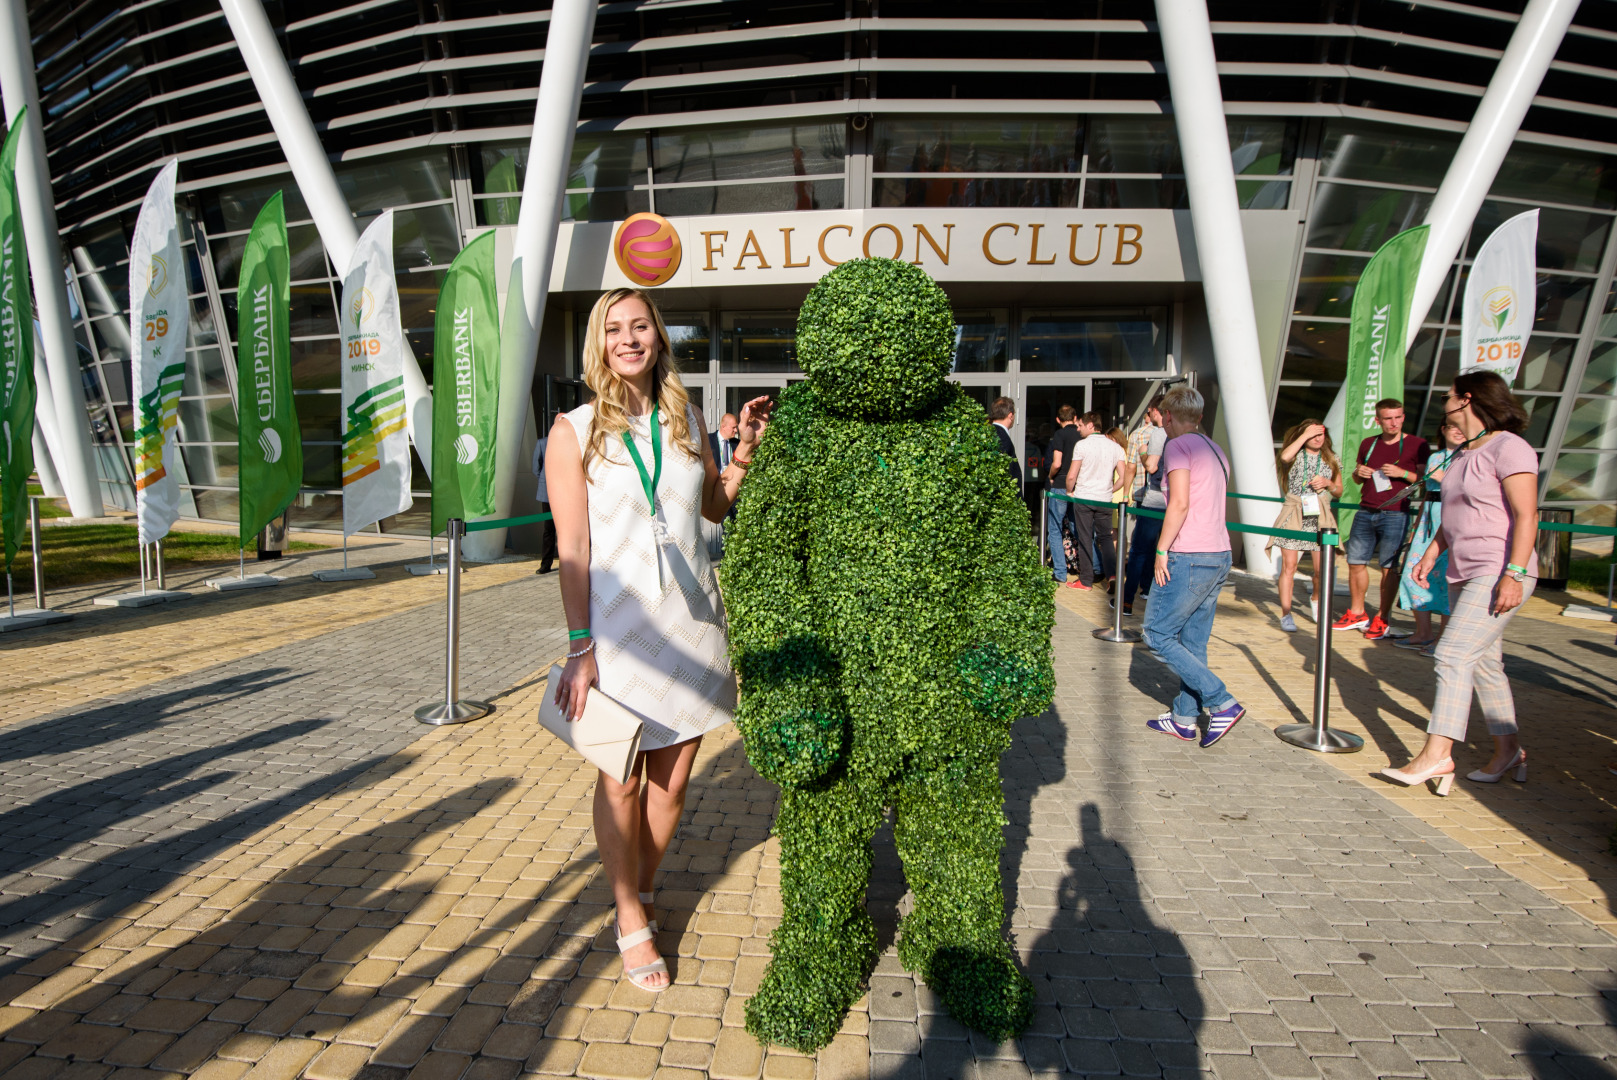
[0,114,33,576]
[236,192,302,547]
[1337,224,1428,538]
[431,231,500,536]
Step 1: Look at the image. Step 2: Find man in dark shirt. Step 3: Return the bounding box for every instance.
[1044,404,1081,584]
[989,396,1021,490]
[1335,398,1430,640]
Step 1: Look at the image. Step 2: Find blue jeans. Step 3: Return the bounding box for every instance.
[1142,551,1237,723]
[1045,496,1073,581]
[1345,509,1409,569]
[1123,510,1162,605]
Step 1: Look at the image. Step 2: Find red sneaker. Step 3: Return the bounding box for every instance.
[1363,615,1392,640]
[1066,580,1093,591]
[1331,610,1369,632]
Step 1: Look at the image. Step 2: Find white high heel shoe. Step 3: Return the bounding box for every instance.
[1466,750,1526,784]
[1379,759,1456,796]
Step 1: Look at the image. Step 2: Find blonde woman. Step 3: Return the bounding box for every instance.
[547,288,770,991]
[1270,420,1343,632]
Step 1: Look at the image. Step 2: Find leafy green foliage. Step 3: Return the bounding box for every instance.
[725,258,1055,1051]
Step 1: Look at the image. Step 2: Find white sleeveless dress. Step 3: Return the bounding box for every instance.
[565,402,736,749]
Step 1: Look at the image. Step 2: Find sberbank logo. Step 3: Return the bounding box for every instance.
[351,286,374,330]
[1483,286,1515,333]
[454,433,479,465]
[259,427,283,463]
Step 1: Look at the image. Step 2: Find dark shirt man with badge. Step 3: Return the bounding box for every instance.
[1043,405,1082,585]
[989,396,1021,490]
[1334,398,1430,640]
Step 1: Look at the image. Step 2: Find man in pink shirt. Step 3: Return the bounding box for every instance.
[1141,386,1245,748]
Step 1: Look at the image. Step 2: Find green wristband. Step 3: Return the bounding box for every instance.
[1506,563,1527,575]
[1156,548,1168,556]
[568,629,592,641]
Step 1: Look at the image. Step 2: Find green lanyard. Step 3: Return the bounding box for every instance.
[621,405,663,512]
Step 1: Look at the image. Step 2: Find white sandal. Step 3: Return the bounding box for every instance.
[639,891,657,933]
[616,924,669,991]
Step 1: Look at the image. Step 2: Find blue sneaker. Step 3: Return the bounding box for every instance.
[1147,713,1198,741]
[1201,703,1245,748]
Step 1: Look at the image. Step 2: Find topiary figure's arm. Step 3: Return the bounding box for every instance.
[958,459,1056,724]
[723,389,848,788]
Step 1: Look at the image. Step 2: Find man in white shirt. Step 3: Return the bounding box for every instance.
[1066,411,1126,589]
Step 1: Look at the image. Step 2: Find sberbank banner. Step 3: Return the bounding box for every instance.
[1337,224,1428,535]
[1461,210,1538,384]
[431,231,499,536]
[129,159,190,546]
[0,112,33,576]
[236,192,302,547]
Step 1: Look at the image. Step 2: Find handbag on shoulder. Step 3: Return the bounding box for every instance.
[537,664,644,784]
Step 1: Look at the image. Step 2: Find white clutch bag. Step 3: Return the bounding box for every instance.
[537,663,644,784]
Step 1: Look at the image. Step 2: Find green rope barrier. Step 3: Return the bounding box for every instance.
[1536,520,1617,537]
[464,512,553,533]
[1046,492,1338,545]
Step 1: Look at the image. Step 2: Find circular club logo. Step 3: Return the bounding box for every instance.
[259,428,282,463]
[454,433,479,465]
[146,255,168,297]
[1482,285,1516,333]
[612,213,681,287]
[351,286,374,330]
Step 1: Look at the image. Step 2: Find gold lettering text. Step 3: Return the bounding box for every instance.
[862,223,903,260]
[1068,223,1105,266]
[700,231,728,271]
[780,228,810,267]
[983,223,1019,265]
[1027,223,1056,265]
[912,223,953,265]
[734,230,771,270]
[1113,224,1143,266]
[818,224,854,266]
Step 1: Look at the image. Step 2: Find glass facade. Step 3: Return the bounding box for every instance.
[1274,122,1617,540]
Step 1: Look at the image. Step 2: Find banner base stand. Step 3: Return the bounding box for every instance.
[1092,626,1142,643]
[1275,722,1364,754]
[408,563,456,576]
[313,567,376,582]
[414,700,491,725]
[1563,604,1615,622]
[0,609,73,632]
[94,590,191,608]
[207,574,282,592]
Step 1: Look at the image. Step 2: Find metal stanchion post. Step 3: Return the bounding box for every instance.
[1276,532,1362,753]
[414,518,491,725]
[29,497,43,609]
[1093,503,1141,643]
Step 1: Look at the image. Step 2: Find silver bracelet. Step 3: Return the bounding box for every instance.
[566,640,595,660]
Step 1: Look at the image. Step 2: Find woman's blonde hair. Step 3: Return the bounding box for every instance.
[580,288,700,479]
[1106,426,1127,450]
[1276,418,1341,488]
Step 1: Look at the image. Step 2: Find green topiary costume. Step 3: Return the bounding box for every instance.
[722,258,1056,1052]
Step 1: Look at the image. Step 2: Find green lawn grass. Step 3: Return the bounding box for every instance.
[24,483,69,519]
[1568,554,1616,594]
[5,523,324,589]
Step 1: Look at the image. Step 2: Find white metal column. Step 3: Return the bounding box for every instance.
[30,335,64,498]
[467,0,597,562]
[1404,0,1579,350]
[1158,0,1283,575]
[218,0,435,475]
[0,0,103,517]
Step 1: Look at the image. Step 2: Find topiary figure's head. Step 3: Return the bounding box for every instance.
[796,258,955,420]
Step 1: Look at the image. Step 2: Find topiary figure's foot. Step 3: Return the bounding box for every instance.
[926,945,1034,1044]
[744,951,870,1053]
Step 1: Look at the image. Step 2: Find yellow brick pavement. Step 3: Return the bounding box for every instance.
[1057,576,1617,934]
[0,654,869,1080]
[0,563,538,731]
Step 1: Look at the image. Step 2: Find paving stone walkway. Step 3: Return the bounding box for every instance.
[0,566,1610,1080]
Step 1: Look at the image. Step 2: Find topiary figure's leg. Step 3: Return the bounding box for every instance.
[893,752,1033,1043]
[745,776,885,1053]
